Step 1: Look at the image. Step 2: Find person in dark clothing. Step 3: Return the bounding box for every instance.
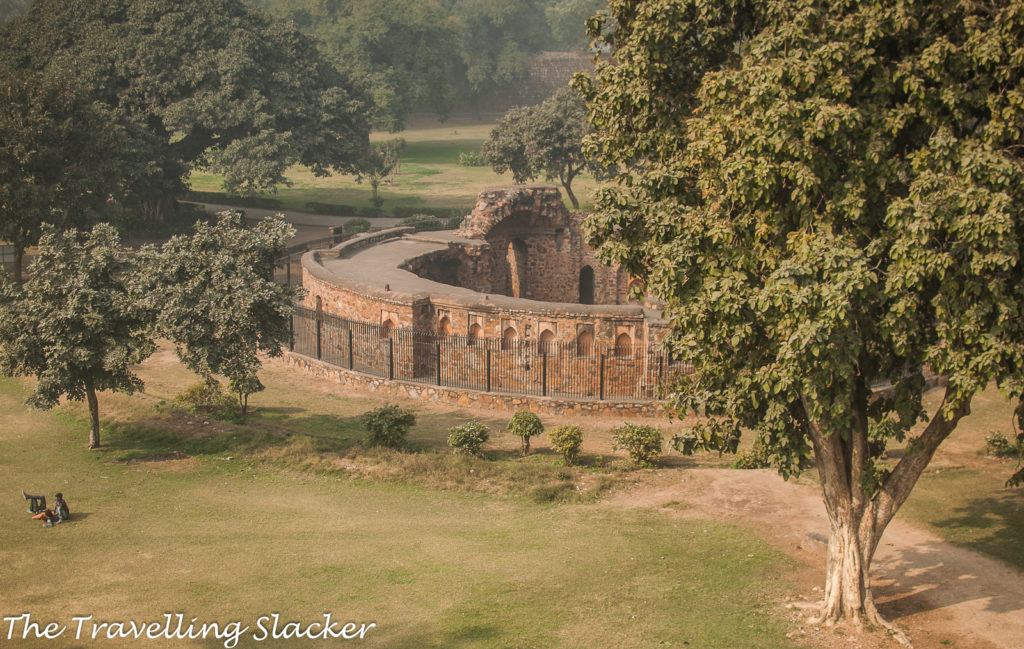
[23,491,70,526]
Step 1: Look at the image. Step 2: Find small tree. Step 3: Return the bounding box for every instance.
[507,411,544,455]
[611,423,663,468]
[0,224,154,448]
[144,211,300,415]
[447,421,490,457]
[356,138,405,208]
[481,86,603,209]
[548,424,584,466]
[361,404,416,448]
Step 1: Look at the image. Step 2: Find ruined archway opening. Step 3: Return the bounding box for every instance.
[579,266,595,305]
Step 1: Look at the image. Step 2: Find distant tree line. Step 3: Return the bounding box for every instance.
[246,0,607,129]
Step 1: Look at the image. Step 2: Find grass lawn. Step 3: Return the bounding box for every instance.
[0,355,798,649]
[899,385,1024,570]
[188,118,601,215]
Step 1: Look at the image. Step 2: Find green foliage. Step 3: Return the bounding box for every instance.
[174,381,240,422]
[447,420,490,457]
[578,0,1024,617]
[0,69,129,281]
[482,86,603,209]
[344,218,372,235]
[611,423,663,467]
[399,215,446,231]
[0,0,371,219]
[507,411,544,455]
[458,151,487,167]
[142,211,299,414]
[183,191,283,211]
[0,224,154,447]
[361,404,417,448]
[357,139,406,208]
[732,440,772,470]
[548,424,584,466]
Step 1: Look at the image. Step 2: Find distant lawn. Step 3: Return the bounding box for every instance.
[188,119,600,215]
[0,360,798,649]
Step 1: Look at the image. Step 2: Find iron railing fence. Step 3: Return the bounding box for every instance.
[290,305,689,402]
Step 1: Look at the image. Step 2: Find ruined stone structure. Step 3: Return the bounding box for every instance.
[292,186,682,413]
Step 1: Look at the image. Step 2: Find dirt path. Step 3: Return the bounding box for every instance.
[605,468,1024,649]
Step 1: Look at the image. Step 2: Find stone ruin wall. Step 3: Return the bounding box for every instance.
[296,186,676,409]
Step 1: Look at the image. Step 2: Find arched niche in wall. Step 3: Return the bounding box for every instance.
[438,315,452,336]
[576,328,594,356]
[538,329,556,355]
[614,332,633,357]
[579,265,595,305]
[501,326,518,350]
[468,322,483,346]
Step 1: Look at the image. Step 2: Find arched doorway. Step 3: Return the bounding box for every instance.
[579,266,595,304]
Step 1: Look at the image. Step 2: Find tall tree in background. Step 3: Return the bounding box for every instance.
[578,0,1024,632]
[0,70,129,283]
[265,0,461,131]
[143,212,299,415]
[0,225,154,448]
[483,87,600,209]
[449,0,552,112]
[0,0,371,221]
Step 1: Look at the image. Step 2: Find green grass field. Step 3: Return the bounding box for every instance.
[0,354,799,649]
[188,118,601,215]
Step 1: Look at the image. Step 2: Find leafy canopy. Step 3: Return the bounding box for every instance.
[482,86,602,209]
[0,224,154,447]
[143,211,300,412]
[0,0,371,214]
[0,69,129,281]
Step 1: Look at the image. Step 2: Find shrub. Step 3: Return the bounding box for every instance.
[507,411,544,456]
[173,380,239,421]
[448,420,490,457]
[732,439,772,469]
[611,423,663,467]
[304,201,358,216]
[344,218,371,234]
[361,404,416,448]
[399,214,446,231]
[548,424,583,466]
[985,431,1023,458]
[458,150,487,167]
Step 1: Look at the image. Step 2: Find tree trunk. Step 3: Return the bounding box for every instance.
[141,194,179,222]
[12,245,24,284]
[86,383,101,449]
[801,385,971,633]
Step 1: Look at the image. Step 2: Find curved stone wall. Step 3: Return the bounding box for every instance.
[296,186,677,404]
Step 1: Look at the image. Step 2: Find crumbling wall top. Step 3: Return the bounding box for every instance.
[457,185,570,240]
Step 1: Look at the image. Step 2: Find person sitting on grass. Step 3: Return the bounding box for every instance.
[23,491,70,526]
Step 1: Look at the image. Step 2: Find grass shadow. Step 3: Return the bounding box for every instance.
[927,491,1024,570]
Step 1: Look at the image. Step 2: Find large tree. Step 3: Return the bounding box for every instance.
[143,211,299,414]
[482,87,600,209]
[0,0,371,221]
[0,70,129,283]
[578,0,1024,632]
[0,225,154,448]
[261,0,461,131]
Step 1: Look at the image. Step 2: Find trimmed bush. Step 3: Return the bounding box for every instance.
[611,423,663,467]
[458,150,487,167]
[344,218,371,234]
[507,411,544,456]
[304,201,358,216]
[985,431,1023,458]
[448,420,490,457]
[361,404,416,448]
[173,380,239,421]
[732,439,772,469]
[399,214,446,231]
[548,424,583,466]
